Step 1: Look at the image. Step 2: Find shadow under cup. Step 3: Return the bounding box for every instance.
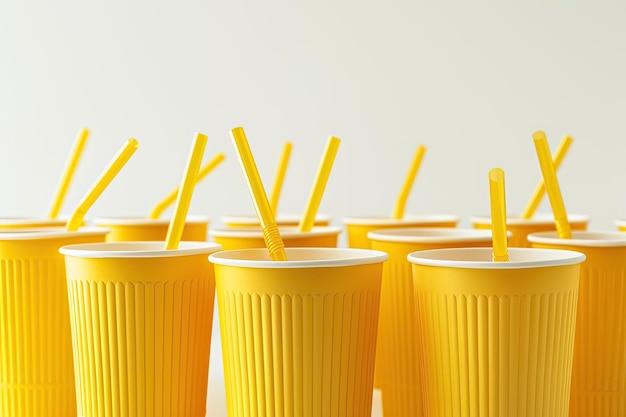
[0,227,109,417]
[409,247,585,417]
[60,241,221,417]
[209,247,388,417]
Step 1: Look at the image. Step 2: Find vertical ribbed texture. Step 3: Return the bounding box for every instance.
[67,278,213,417]
[415,289,578,417]
[570,265,626,416]
[217,288,380,417]
[377,258,424,416]
[0,257,77,417]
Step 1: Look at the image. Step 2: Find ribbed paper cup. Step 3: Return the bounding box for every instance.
[528,231,626,417]
[209,226,341,250]
[93,214,210,242]
[0,227,109,417]
[341,214,459,249]
[60,241,221,417]
[470,213,589,247]
[409,247,585,417]
[220,213,331,228]
[210,247,388,417]
[367,228,496,417]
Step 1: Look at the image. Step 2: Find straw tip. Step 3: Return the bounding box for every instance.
[127,138,140,148]
[489,168,504,181]
[194,132,209,141]
[532,131,547,141]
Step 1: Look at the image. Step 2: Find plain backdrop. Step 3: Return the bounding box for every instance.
[2,1,625,415]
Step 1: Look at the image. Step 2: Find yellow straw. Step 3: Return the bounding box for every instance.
[48,128,90,219]
[393,145,427,219]
[269,141,293,215]
[532,131,572,239]
[298,136,341,232]
[231,127,287,261]
[66,138,139,231]
[489,168,509,262]
[164,133,208,250]
[521,135,573,219]
[148,152,226,219]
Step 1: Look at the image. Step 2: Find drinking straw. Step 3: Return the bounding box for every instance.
[231,126,287,261]
[298,136,341,232]
[269,141,293,215]
[66,138,139,232]
[148,152,226,219]
[164,133,208,250]
[393,145,427,219]
[48,128,90,219]
[532,131,572,239]
[489,168,509,262]
[521,135,573,219]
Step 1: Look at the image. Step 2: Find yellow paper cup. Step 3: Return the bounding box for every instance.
[220,213,331,228]
[409,247,585,417]
[367,228,497,417]
[470,213,589,247]
[341,214,459,249]
[209,225,342,250]
[60,241,221,417]
[93,214,210,242]
[210,247,388,417]
[528,231,626,417]
[0,227,109,417]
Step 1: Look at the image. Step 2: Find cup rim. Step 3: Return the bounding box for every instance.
[340,214,459,226]
[220,213,331,225]
[408,247,585,269]
[60,241,222,258]
[469,213,590,226]
[209,225,342,238]
[209,247,388,269]
[528,231,626,247]
[0,226,110,241]
[0,217,68,227]
[367,227,498,243]
[93,214,210,225]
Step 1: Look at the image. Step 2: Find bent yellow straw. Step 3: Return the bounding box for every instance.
[521,135,573,219]
[48,128,90,219]
[269,141,293,215]
[393,145,427,219]
[489,168,508,262]
[148,152,226,219]
[164,133,208,250]
[532,131,572,239]
[231,127,287,261]
[66,138,139,231]
[298,136,341,232]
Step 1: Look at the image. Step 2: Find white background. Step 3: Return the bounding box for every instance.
[2,1,625,415]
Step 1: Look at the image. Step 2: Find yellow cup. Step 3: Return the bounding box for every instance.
[0,227,109,417]
[368,228,497,417]
[93,214,210,242]
[409,247,585,417]
[0,217,67,229]
[220,213,331,228]
[209,225,341,250]
[470,213,589,247]
[209,247,388,417]
[528,231,626,417]
[60,241,222,417]
[341,214,459,249]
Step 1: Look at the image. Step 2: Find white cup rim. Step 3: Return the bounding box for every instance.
[93,214,210,225]
[0,227,110,241]
[528,231,626,247]
[367,227,500,243]
[341,214,459,226]
[209,247,388,269]
[220,213,331,225]
[0,217,68,227]
[209,226,342,238]
[469,213,590,226]
[408,247,585,269]
[60,241,222,258]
